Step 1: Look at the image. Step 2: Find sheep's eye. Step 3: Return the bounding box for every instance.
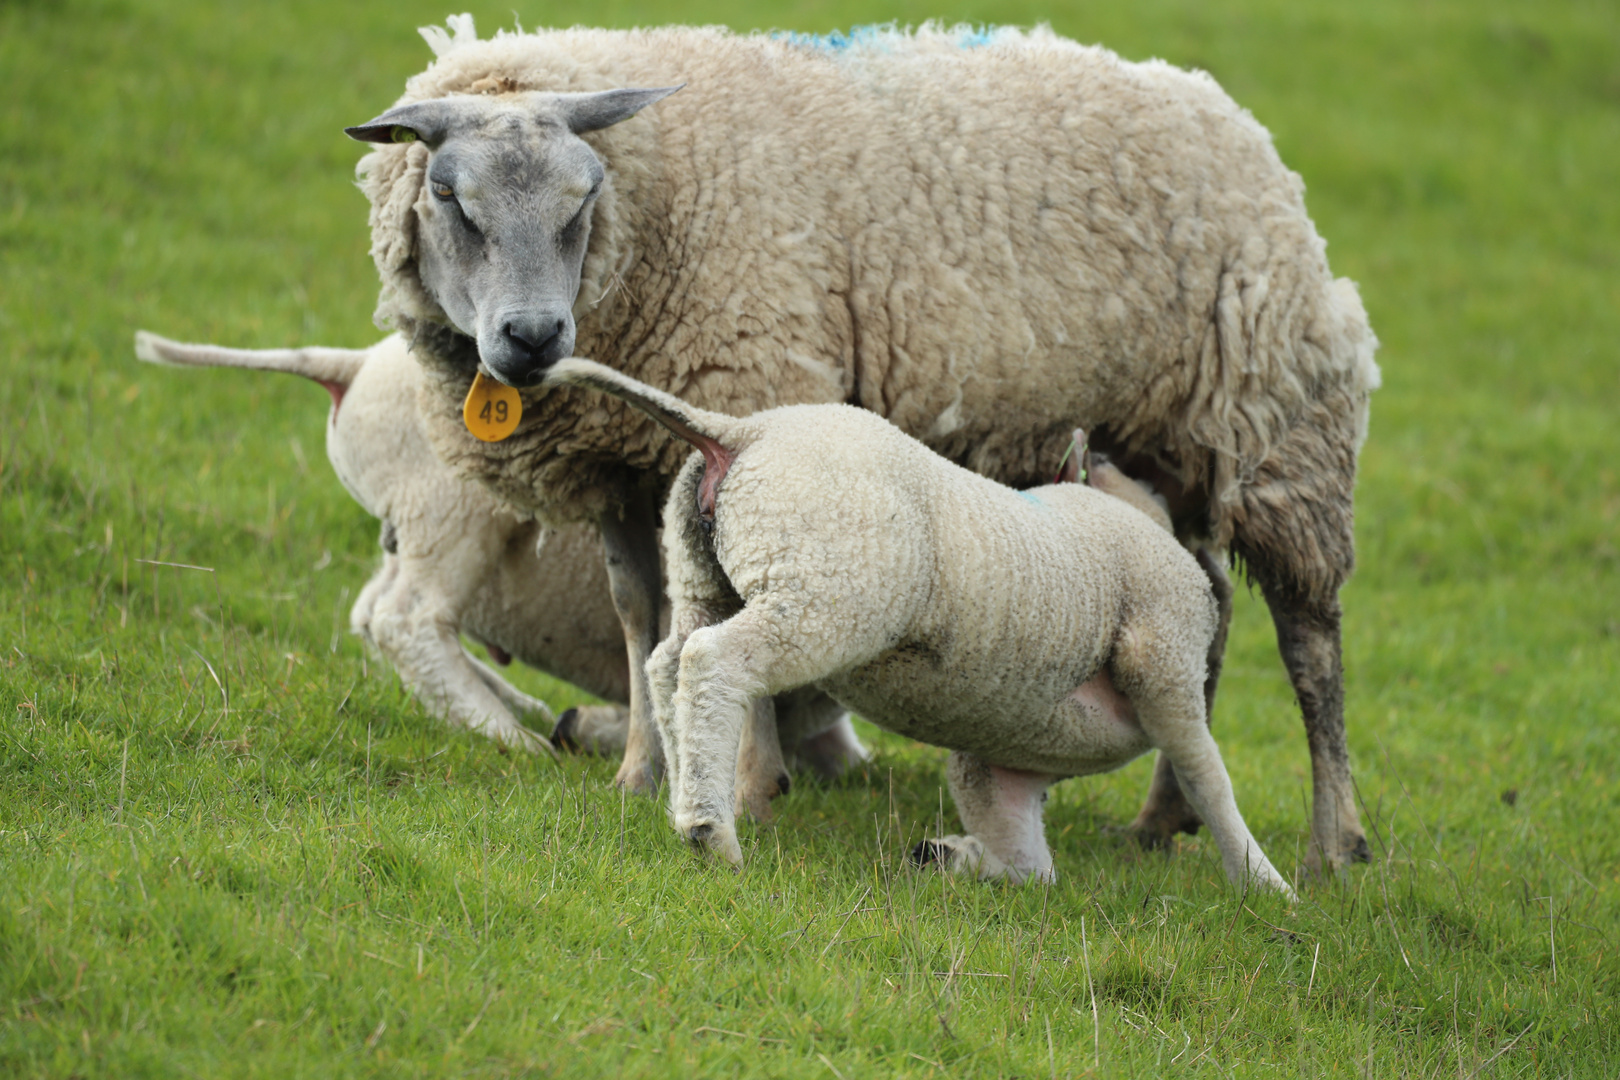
[432,181,455,200]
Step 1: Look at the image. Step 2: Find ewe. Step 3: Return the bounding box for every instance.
[348,19,1379,871]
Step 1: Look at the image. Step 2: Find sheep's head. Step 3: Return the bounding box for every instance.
[347,87,679,388]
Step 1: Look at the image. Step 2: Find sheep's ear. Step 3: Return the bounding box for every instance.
[557,86,683,135]
[345,101,458,146]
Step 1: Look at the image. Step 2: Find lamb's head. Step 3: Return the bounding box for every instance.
[347,87,679,387]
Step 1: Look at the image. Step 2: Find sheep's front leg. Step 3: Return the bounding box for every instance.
[598,489,665,793]
[912,753,1057,884]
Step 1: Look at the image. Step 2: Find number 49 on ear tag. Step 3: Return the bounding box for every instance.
[463,372,522,442]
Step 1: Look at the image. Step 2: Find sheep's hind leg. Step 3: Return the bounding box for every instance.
[598,488,665,794]
[1230,389,1371,875]
[1264,587,1369,875]
[912,753,1057,884]
[1128,545,1231,846]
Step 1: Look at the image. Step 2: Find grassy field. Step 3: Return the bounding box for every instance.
[2,0,1617,1075]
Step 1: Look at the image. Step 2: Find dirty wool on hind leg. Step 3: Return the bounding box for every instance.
[1230,387,1373,874]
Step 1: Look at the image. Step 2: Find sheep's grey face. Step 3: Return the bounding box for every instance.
[347,88,679,387]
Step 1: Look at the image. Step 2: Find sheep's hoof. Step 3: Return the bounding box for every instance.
[776,773,792,797]
[1301,832,1374,880]
[550,708,581,752]
[1124,806,1203,850]
[911,839,946,867]
[613,758,661,795]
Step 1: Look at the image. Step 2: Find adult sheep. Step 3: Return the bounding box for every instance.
[347,18,1380,872]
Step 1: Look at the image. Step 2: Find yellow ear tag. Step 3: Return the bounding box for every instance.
[463,372,522,442]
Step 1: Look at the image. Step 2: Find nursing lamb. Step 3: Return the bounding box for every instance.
[347,20,1379,872]
[544,358,1293,895]
[132,331,866,799]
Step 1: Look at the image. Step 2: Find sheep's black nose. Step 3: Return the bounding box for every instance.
[489,313,573,386]
[502,318,565,359]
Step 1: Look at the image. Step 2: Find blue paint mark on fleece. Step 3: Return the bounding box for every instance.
[774,24,891,52]
[776,24,1002,53]
[1019,491,1045,507]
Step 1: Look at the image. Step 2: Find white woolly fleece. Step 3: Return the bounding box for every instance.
[356,19,1379,551]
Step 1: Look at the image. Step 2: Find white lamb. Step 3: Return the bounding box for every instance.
[133,330,867,795]
[543,358,1293,895]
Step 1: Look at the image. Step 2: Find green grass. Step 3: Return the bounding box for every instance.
[2,0,1617,1075]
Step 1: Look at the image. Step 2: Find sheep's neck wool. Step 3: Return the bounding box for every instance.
[463,372,521,442]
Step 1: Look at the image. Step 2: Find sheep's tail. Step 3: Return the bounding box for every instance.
[544,358,746,454]
[134,330,368,393]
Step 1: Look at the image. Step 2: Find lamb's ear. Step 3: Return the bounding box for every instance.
[557,86,683,135]
[345,100,459,146]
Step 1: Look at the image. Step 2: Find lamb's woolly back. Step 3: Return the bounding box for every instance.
[134,331,368,390]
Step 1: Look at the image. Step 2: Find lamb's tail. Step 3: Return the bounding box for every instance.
[544,358,746,455]
[134,330,368,394]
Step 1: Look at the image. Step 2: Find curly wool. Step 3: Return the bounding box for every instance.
[357,22,1378,557]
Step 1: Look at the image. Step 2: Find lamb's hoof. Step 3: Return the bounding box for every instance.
[777,772,792,797]
[908,835,1018,882]
[684,823,743,868]
[486,643,513,666]
[550,708,581,752]
[492,723,555,758]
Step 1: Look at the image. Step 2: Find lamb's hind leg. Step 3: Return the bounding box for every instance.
[1116,629,1292,896]
[913,753,1057,884]
[1128,545,1231,846]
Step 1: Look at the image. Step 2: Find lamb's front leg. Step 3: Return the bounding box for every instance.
[598,488,665,793]
[912,752,1058,884]
[667,603,824,866]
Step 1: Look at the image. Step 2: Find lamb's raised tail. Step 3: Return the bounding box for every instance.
[134,330,368,410]
[544,358,747,518]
